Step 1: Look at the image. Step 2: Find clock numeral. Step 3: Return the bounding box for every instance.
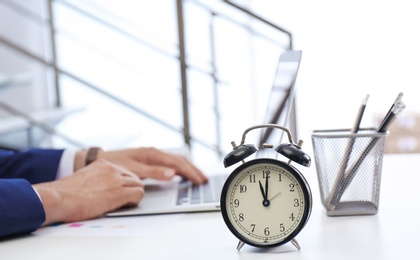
[250,224,256,232]
[239,213,245,222]
[278,173,282,182]
[239,185,247,193]
[264,227,270,236]
[289,213,295,221]
[294,198,300,207]
[234,199,240,208]
[249,175,256,183]
[289,183,295,192]
[262,170,270,179]
[280,223,285,232]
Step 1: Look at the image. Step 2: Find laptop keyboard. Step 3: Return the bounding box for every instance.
[176,175,227,205]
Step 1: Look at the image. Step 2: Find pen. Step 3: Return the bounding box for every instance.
[342,100,405,181]
[377,92,403,132]
[336,99,405,205]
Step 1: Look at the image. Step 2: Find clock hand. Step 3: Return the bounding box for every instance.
[265,175,269,201]
[259,180,270,207]
[269,191,282,201]
[258,180,266,200]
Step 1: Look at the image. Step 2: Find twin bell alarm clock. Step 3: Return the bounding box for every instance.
[220,124,312,251]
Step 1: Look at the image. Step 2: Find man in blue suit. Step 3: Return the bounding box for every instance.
[0,147,207,238]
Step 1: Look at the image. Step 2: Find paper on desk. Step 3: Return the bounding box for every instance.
[33,214,183,237]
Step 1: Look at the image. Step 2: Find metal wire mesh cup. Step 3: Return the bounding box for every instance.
[311,128,387,216]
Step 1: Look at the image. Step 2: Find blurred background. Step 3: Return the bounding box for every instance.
[1,0,419,168]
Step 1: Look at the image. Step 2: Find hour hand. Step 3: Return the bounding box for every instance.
[259,180,266,199]
[259,180,270,207]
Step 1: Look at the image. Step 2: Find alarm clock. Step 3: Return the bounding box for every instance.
[220,124,312,251]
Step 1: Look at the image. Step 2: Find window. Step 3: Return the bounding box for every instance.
[0,0,292,165]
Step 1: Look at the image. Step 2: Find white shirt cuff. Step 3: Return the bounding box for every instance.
[56,149,76,179]
[32,185,43,203]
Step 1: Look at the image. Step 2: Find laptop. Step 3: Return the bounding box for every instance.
[258,50,302,148]
[106,50,303,217]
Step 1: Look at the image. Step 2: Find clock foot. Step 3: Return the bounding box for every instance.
[291,238,301,250]
[236,240,245,251]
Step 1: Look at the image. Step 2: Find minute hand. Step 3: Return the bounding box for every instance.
[265,175,269,201]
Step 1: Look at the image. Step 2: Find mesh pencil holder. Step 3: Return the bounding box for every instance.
[311,128,387,216]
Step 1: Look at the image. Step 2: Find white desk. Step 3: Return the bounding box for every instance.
[1,154,419,260]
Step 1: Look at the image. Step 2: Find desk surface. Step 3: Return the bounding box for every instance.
[1,154,419,260]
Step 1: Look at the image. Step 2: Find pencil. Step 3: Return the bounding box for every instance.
[343,100,405,181]
[335,99,405,207]
[325,95,369,210]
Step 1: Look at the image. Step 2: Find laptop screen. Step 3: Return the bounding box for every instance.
[258,50,302,147]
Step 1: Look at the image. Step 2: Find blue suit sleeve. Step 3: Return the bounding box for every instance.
[0,148,64,184]
[0,148,64,237]
[0,179,46,238]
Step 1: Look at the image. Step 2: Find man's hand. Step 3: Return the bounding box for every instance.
[77,147,208,185]
[34,159,144,226]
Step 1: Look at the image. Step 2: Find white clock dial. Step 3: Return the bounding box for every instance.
[221,158,311,248]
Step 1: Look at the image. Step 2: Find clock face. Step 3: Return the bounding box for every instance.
[221,158,312,247]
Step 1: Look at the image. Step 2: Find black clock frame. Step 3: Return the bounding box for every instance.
[220,158,312,248]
